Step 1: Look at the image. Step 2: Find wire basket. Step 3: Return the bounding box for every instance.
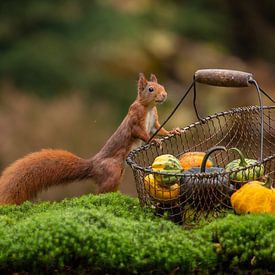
[127,69,275,224]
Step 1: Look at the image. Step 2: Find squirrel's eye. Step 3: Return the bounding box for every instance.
[148,87,154,92]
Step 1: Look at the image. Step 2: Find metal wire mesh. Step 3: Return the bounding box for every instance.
[127,106,275,224]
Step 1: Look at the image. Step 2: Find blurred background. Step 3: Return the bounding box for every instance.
[0,0,275,201]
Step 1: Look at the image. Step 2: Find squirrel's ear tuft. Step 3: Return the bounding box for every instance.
[149,74,158,83]
[138,73,147,92]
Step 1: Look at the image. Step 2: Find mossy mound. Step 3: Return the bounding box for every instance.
[0,192,274,274]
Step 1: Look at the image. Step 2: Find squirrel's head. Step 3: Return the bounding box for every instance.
[137,73,167,106]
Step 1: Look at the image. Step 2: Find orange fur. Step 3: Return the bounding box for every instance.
[0,73,178,204]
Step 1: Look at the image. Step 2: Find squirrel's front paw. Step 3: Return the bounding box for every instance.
[150,138,162,147]
[169,127,181,135]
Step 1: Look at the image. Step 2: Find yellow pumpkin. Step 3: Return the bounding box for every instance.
[231,181,275,214]
[144,174,180,201]
[179,152,214,171]
[272,193,275,214]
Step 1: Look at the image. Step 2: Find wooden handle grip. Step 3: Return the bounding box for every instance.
[194,69,253,87]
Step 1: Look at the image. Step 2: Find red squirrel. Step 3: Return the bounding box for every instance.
[0,73,180,205]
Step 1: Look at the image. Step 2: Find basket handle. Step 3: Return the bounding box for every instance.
[194,69,253,87]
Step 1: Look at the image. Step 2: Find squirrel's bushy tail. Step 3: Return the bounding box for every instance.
[0,149,94,205]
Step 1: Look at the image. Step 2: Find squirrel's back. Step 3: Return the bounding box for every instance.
[0,149,93,204]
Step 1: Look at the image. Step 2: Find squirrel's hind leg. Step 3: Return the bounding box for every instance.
[97,174,122,193]
[95,163,124,193]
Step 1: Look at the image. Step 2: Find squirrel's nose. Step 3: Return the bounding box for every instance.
[162,93,167,101]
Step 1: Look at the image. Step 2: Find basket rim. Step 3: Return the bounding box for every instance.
[126,105,275,177]
[129,158,267,178]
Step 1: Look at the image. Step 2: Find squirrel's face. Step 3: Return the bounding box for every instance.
[138,73,167,106]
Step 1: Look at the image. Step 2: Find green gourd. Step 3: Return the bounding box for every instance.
[151,154,183,186]
[225,147,264,183]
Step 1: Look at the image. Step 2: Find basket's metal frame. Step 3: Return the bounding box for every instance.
[127,106,275,175]
[249,79,264,161]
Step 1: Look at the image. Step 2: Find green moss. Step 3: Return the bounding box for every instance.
[0,192,274,274]
[197,213,275,272]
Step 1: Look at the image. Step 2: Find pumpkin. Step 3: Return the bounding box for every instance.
[183,146,226,174]
[231,181,275,214]
[151,154,183,186]
[225,147,264,183]
[179,151,214,171]
[144,174,180,201]
[180,146,234,210]
[272,192,275,214]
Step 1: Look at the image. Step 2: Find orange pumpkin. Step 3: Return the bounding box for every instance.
[179,151,214,171]
[231,181,275,214]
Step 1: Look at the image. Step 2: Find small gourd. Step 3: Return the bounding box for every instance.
[231,181,275,214]
[272,192,275,214]
[179,151,214,171]
[151,154,183,186]
[144,174,180,201]
[182,146,226,175]
[225,148,264,183]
